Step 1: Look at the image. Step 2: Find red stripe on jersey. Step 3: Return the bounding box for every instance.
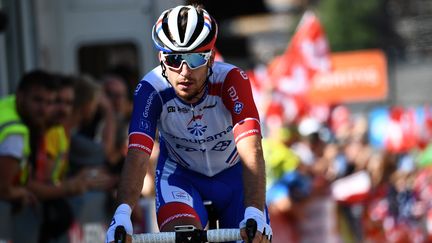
[128,132,154,155]
[233,118,261,143]
[221,68,261,126]
[157,202,200,230]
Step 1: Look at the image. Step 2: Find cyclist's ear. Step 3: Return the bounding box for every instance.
[158,51,163,62]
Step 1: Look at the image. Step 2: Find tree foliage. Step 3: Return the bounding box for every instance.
[317,0,404,54]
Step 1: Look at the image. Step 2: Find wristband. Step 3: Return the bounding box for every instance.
[115,203,132,216]
[244,206,264,220]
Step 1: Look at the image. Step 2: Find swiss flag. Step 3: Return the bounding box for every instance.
[263,10,331,125]
[269,10,331,96]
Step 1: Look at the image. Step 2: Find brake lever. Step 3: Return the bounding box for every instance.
[246,218,257,243]
[114,225,126,243]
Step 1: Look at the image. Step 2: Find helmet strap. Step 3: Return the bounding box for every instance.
[160,60,171,86]
[207,66,213,80]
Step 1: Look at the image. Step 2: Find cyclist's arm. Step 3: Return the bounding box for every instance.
[117,81,162,209]
[117,148,150,209]
[221,68,266,210]
[238,137,269,242]
[222,68,269,242]
[237,134,266,210]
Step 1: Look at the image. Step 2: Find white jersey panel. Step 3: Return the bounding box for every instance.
[142,63,240,176]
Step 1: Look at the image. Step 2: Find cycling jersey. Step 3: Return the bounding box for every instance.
[128,62,261,177]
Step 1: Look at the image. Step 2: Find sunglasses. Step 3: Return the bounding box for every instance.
[162,51,212,70]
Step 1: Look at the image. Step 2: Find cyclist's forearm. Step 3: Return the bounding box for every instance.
[242,158,266,210]
[237,135,266,210]
[117,148,150,209]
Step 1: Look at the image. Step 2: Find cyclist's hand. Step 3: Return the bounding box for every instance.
[105,204,133,243]
[239,207,273,242]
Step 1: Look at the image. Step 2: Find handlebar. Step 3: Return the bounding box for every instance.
[114,220,258,243]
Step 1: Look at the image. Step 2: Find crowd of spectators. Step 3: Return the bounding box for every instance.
[0,68,157,243]
[263,105,432,243]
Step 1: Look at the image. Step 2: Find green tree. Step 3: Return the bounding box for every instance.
[317,0,404,54]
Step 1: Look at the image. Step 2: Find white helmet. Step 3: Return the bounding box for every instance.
[152,5,218,53]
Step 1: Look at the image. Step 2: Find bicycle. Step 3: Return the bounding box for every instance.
[114,218,258,243]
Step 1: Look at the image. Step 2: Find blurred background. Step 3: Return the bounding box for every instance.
[1,0,432,242]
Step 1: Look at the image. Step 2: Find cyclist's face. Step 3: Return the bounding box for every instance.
[163,52,214,103]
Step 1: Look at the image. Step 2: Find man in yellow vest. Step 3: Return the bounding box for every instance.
[0,70,58,242]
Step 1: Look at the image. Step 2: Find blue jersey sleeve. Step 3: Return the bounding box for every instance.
[128,81,162,154]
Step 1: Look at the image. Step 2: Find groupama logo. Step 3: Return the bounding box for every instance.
[187,114,207,136]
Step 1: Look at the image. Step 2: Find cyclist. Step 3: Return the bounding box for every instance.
[106,4,272,243]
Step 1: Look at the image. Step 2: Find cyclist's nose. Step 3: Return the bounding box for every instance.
[179,62,192,76]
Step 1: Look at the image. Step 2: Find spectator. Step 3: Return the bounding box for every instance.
[25,74,92,243]
[0,70,58,242]
[101,73,131,171]
[66,75,117,241]
[70,74,117,173]
[67,74,117,189]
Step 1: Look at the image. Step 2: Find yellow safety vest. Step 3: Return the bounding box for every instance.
[0,95,30,185]
[45,125,69,184]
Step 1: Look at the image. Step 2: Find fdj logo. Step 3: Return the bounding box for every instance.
[228,86,244,114]
[211,140,231,151]
[187,114,207,136]
[233,101,244,114]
